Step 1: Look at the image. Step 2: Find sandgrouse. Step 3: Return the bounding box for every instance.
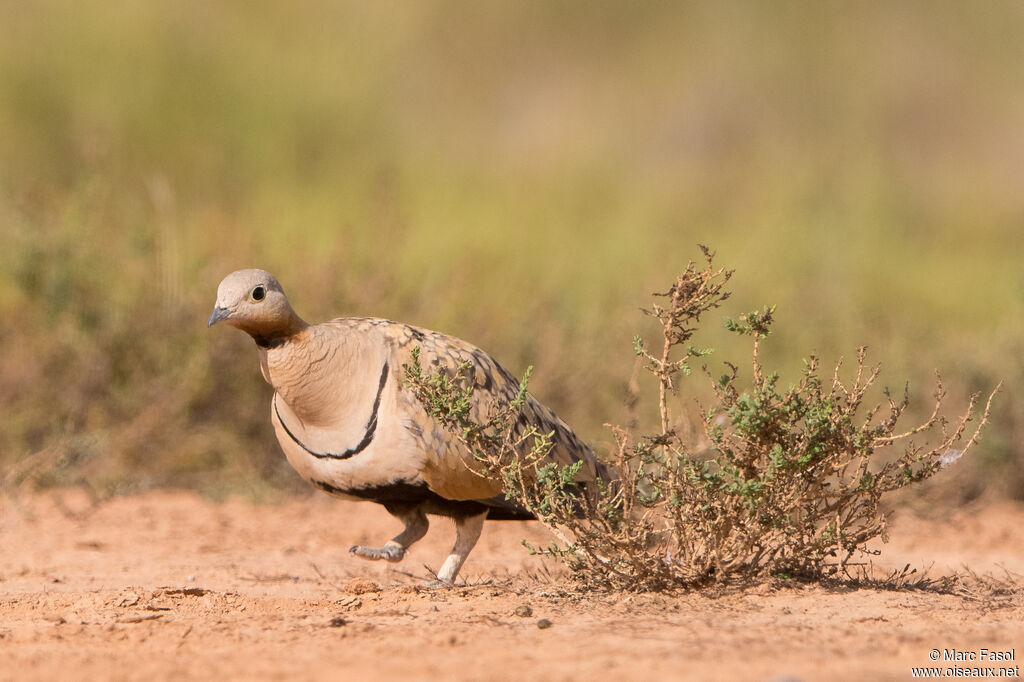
[209,269,611,584]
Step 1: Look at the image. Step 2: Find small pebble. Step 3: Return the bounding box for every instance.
[537,618,552,629]
[514,605,533,618]
[186,575,196,582]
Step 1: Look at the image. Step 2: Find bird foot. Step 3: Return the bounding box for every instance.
[349,544,405,563]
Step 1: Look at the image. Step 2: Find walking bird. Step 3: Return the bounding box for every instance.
[208,269,611,584]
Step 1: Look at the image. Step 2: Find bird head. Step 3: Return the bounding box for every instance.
[208,269,307,346]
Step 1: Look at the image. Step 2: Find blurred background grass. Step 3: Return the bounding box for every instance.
[0,1,1020,501]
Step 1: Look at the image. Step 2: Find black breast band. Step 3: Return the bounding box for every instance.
[273,361,389,460]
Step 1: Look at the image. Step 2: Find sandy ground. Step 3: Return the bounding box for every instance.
[1,489,1021,682]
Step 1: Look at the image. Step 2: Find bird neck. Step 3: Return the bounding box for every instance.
[248,313,308,349]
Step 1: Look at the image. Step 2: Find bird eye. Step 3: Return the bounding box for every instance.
[251,285,266,302]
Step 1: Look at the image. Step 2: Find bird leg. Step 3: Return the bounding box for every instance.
[350,505,428,563]
[434,511,487,585]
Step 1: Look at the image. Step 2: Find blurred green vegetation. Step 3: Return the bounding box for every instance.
[0,1,1021,501]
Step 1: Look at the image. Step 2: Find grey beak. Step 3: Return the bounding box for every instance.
[208,306,231,327]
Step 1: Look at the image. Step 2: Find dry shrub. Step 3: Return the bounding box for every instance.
[406,247,999,590]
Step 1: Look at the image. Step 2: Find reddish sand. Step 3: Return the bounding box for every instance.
[1,490,1021,681]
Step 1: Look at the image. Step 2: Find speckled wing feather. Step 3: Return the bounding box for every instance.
[334,318,611,514]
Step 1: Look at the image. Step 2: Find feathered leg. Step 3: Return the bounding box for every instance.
[435,511,487,584]
[349,504,428,563]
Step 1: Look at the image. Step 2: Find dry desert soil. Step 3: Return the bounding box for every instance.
[1,489,1021,681]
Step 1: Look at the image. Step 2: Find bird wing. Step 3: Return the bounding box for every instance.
[346,319,612,508]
